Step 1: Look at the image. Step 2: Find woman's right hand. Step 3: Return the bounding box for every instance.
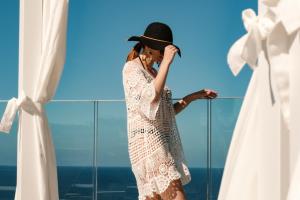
[162,45,178,65]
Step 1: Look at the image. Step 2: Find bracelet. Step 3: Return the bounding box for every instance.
[179,99,188,108]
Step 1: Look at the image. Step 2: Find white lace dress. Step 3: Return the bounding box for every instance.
[122,60,191,200]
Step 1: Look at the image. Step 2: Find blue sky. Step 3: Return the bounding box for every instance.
[0,0,257,167]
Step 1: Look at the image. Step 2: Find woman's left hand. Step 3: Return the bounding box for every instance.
[189,89,218,101]
[179,89,218,112]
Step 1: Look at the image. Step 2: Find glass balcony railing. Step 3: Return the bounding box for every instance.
[0,97,242,200]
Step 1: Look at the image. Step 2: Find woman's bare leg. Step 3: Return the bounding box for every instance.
[144,179,186,200]
[145,192,162,200]
[160,179,187,200]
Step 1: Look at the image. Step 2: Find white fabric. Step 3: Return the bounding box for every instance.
[0,0,68,199]
[287,31,300,200]
[122,60,191,200]
[218,0,300,199]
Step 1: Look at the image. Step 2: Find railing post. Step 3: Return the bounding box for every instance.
[206,99,212,200]
[93,101,99,200]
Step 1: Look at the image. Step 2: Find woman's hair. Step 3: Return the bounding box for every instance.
[126,42,144,62]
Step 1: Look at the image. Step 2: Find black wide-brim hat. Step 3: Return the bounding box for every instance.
[128,22,181,57]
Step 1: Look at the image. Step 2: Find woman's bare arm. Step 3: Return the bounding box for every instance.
[173,96,191,115]
[152,45,178,102]
[173,89,218,115]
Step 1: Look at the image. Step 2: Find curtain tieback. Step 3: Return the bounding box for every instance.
[0,90,42,134]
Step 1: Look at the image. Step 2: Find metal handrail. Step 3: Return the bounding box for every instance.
[0,97,244,103]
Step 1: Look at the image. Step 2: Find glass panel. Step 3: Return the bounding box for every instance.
[46,101,95,200]
[0,102,17,200]
[175,99,208,200]
[97,100,208,199]
[210,98,243,200]
[97,101,132,200]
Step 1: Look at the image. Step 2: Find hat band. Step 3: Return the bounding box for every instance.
[140,35,172,44]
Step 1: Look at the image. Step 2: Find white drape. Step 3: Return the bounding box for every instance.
[286,24,300,200]
[0,0,68,199]
[218,0,300,199]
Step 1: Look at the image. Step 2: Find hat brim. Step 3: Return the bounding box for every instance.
[128,36,181,57]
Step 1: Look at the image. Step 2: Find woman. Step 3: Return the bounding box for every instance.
[122,22,218,200]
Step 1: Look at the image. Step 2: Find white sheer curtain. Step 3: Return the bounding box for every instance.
[218,0,300,199]
[0,0,68,199]
[286,16,300,200]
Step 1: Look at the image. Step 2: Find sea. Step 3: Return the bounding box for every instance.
[0,166,223,200]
